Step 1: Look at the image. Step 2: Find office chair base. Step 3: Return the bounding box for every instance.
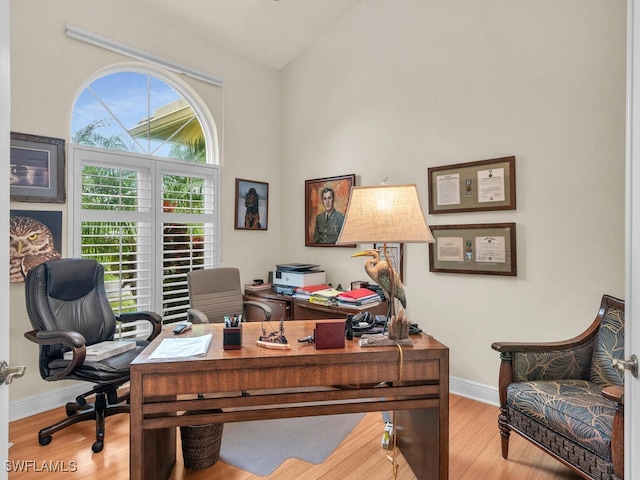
[37,390,130,452]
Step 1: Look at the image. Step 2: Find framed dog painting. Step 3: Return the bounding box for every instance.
[235,178,268,230]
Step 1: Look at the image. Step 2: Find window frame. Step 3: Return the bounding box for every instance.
[69,66,220,324]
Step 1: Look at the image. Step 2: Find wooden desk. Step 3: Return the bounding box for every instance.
[130,321,449,479]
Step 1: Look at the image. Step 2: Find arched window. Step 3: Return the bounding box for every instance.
[70,67,219,325]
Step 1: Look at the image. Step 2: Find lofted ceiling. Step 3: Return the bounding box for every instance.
[131,0,365,69]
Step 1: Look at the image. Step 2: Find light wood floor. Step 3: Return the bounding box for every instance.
[8,394,583,480]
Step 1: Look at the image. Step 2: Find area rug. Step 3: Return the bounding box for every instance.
[218,412,366,476]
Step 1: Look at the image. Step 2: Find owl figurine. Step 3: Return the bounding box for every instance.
[10,215,62,283]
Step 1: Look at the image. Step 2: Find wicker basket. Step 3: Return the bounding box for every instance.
[180,410,224,470]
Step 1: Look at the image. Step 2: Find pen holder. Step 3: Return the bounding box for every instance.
[223,326,242,350]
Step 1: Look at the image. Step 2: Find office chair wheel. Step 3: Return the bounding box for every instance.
[92,440,104,453]
[39,435,52,446]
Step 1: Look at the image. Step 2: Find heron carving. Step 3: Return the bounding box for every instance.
[351,249,406,309]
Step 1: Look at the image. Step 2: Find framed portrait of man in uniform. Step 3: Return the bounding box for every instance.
[305,174,355,247]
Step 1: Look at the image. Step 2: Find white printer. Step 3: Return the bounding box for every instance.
[271,263,326,288]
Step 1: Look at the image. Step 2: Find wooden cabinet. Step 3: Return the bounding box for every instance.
[243,289,388,321]
[243,292,290,321]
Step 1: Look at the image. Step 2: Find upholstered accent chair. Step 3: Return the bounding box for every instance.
[491,294,625,480]
[187,267,271,323]
[24,258,162,453]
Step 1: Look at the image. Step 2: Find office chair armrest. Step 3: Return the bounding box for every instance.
[244,300,272,321]
[186,308,209,324]
[25,329,86,347]
[24,329,87,380]
[117,311,163,341]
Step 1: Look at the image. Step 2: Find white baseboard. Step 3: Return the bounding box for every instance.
[9,383,92,422]
[449,376,499,406]
[10,376,500,423]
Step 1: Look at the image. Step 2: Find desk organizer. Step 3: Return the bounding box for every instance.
[223,326,242,350]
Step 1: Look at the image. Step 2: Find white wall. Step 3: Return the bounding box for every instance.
[280,0,627,389]
[9,0,281,402]
[8,0,627,408]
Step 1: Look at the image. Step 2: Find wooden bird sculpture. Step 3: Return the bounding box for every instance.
[351,249,406,309]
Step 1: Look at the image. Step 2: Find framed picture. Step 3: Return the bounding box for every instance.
[427,156,515,214]
[235,178,268,230]
[428,223,517,276]
[10,132,66,203]
[305,174,355,247]
[9,210,63,283]
[374,242,405,283]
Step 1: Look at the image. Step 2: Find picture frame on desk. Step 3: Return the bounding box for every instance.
[305,174,355,247]
[235,178,268,230]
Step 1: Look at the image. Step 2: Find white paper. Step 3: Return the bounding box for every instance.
[437,236,464,262]
[436,173,460,206]
[148,334,212,359]
[477,168,505,203]
[475,236,506,263]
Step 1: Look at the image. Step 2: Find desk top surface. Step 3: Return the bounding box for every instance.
[132,320,447,367]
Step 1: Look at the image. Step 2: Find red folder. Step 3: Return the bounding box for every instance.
[337,288,379,302]
[294,284,331,295]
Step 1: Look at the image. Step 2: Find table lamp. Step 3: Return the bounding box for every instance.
[336,184,434,345]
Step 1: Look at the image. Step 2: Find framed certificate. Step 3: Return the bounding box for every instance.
[428,223,517,276]
[428,156,516,214]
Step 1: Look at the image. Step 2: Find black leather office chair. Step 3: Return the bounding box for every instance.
[24,258,162,453]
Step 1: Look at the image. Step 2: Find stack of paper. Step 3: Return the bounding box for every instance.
[63,340,136,362]
[245,282,273,293]
[148,334,213,359]
[292,284,331,300]
[336,288,382,307]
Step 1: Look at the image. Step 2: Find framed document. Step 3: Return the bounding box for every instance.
[428,156,515,214]
[428,223,517,276]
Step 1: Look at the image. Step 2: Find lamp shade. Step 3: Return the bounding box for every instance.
[336,184,434,244]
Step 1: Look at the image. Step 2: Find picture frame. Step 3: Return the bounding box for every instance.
[374,242,405,283]
[9,209,63,283]
[234,178,268,230]
[10,132,66,203]
[305,174,356,247]
[427,156,515,214]
[428,223,517,276]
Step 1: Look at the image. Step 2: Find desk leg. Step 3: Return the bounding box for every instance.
[396,406,448,480]
[130,371,176,480]
[143,427,176,479]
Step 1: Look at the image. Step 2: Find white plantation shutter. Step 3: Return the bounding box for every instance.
[70,145,218,324]
[159,168,216,322]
